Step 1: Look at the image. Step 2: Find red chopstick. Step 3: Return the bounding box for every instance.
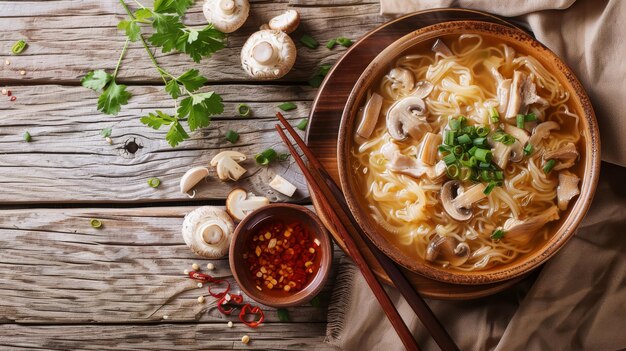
[275,112,459,351]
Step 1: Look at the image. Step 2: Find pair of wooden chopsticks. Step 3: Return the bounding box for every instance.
[275,113,459,351]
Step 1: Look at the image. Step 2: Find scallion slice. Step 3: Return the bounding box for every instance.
[255,148,278,166]
[449,118,461,130]
[524,143,533,155]
[278,102,297,111]
[489,107,499,123]
[452,145,464,156]
[491,229,505,240]
[476,126,489,137]
[296,119,308,131]
[478,161,491,169]
[495,170,504,180]
[483,181,497,195]
[468,146,478,156]
[225,129,239,143]
[460,167,472,180]
[299,34,319,49]
[11,40,27,55]
[237,103,251,117]
[525,113,537,122]
[543,159,556,174]
[147,177,161,188]
[502,135,516,145]
[457,134,472,145]
[326,39,337,49]
[446,164,460,178]
[444,130,457,146]
[474,148,492,163]
[516,114,525,129]
[442,153,457,165]
[472,137,488,147]
[90,219,103,229]
[336,37,353,47]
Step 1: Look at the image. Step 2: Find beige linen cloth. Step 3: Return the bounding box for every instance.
[324,1,626,350]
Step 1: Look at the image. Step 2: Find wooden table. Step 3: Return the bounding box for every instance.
[0,1,384,349]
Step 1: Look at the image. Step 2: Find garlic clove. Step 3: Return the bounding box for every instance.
[180,166,210,195]
[269,175,297,197]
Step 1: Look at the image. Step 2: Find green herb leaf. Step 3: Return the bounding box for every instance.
[97,81,131,115]
[491,229,505,240]
[81,70,112,91]
[118,20,141,42]
[296,119,308,131]
[134,8,153,20]
[101,127,113,138]
[165,121,190,147]
[165,79,182,99]
[237,103,251,117]
[543,159,556,174]
[140,110,176,130]
[23,131,32,142]
[149,14,185,52]
[300,34,319,49]
[178,92,224,131]
[278,102,297,111]
[90,219,103,229]
[277,308,290,322]
[225,129,239,143]
[255,148,278,166]
[147,177,161,188]
[11,40,27,55]
[176,69,207,93]
[153,0,193,15]
[174,26,226,63]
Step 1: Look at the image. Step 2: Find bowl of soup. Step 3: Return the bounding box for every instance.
[337,21,600,284]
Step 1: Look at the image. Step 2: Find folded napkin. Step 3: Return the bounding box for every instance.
[325,1,626,349]
[326,165,626,350]
[380,0,626,167]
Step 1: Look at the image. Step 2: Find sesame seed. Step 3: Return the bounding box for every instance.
[197,282,203,288]
[197,296,205,304]
[162,315,169,320]
[206,262,215,270]
[183,269,189,275]
[191,263,200,271]
[4,59,10,65]
[19,70,26,75]
[227,321,233,328]
[241,335,250,344]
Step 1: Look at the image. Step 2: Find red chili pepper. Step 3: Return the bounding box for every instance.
[10,96,16,101]
[208,279,230,298]
[188,271,215,282]
[239,304,264,328]
[217,295,235,315]
[7,90,12,97]
[230,294,244,304]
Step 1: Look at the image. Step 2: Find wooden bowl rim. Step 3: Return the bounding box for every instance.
[337,20,601,285]
[229,203,334,307]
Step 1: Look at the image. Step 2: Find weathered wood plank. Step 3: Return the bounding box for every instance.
[0,207,339,324]
[0,84,315,204]
[0,0,382,84]
[0,323,338,351]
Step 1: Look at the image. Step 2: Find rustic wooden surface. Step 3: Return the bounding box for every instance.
[0,0,385,349]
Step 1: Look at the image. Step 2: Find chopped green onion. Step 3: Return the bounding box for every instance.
[23,131,32,142]
[468,146,478,156]
[296,119,308,131]
[452,145,464,156]
[277,308,290,322]
[524,143,533,156]
[484,181,497,195]
[147,177,161,188]
[460,167,472,180]
[476,126,489,137]
[502,135,516,145]
[525,115,536,123]
[438,145,451,153]
[336,37,353,47]
[90,219,103,229]
[318,64,332,76]
[326,38,337,49]
[468,156,478,167]
[489,107,499,123]
[491,229,505,240]
[449,118,461,130]
[442,153,457,165]
[255,148,278,166]
[225,130,239,143]
[543,159,556,174]
[278,153,290,162]
[474,148,492,163]
[478,162,491,169]
[457,134,472,145]
[11,40,27,55]
[308,75,323,88]
[278,102,297,111]
[458,116,467,125]
[444,130,456,146]
[495,171,504,180]
[516,114,525,129]
[237,103,251,117]
[299,34,319,49]
[446,164,460,178]
[492,130,506,141]
[472,137,488,147]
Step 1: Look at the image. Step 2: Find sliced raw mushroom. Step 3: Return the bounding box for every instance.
[503,206,560,243]
[386,96,431,141]
[182,206,235,258]
[413,80,434,99]
[226,188,270,221]
[425,235,470,267]
[180,166,210,196]
[356,92,383,140]
[441,181,487,221]
[211,151,247,181]
[269,174,297,197]
[505,70,525,119]
[241,30,297,80]
[432,38,452,57]
[417,132,442,166]
[388,68,415,92]
[203,0,250,33]
[557,171,580,210]
[268,9,300,34]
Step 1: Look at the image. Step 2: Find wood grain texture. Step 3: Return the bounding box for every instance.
[0,207,338,324]
[0,0,382,84]
[0,324,338,350]
[0,84,314,204]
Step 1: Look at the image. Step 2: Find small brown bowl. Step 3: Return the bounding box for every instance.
[229,203,333,307]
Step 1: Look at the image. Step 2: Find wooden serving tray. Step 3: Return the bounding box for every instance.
[306,9,529,299]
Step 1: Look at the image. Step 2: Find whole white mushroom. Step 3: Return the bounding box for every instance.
[203,0,250,33]
[182,206,235,258]
[241,30,297,80]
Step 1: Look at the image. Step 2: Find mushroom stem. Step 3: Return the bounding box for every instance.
[452,183,487,209]
[219,0,236,14]
[252,41,277,65]
[200,222,224,245]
